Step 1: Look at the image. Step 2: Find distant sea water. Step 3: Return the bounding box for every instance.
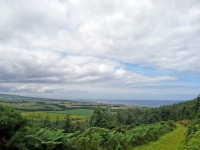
[100,100,185,108]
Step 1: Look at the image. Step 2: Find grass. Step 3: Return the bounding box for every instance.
[21,109,93,121]
[18,104,63,111]
[22,111,87,121]
[47,109,94,116]
[0,102,13,106]
[133,123,187,150]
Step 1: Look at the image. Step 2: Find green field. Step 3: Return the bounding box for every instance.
[0,102,14,107]
[133,123,187,150]
[21,109,93,121]
[46,109,94,116]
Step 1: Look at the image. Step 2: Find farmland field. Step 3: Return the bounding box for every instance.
[21,109,93,121]
[46,109,94,116]
[0,93,132,122]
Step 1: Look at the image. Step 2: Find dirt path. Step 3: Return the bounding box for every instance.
[133,123,187,150]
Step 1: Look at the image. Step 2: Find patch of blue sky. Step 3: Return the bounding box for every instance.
[120,62,200,88]
[60,52,68,58]
[178,73,200,87]
[120,62,165,76]
[160,69,200,86]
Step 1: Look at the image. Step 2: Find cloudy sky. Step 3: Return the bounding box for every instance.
[0,0,200,100]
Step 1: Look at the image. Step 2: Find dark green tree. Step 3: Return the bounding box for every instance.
[116,108,125,124]
[55,115,60,126]
[63,111,72,133]
[41,113,51,128]
[89,106,110,128]
[0,105,27,149]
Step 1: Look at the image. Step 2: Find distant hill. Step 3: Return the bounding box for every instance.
[0,93,72,102]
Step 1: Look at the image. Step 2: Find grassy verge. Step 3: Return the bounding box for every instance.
[133,123,186,150]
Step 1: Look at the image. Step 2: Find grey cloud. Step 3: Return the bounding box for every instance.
[0,84,34,93]
[0,82,199,100]
[0,83,93,100]
[0,49,176,85]
[0,85,14,93]
[0,84,57,93]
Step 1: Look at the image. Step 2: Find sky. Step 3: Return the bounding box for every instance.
[0,0,200,101]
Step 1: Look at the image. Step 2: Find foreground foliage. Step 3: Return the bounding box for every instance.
[0,104,176,150]
[0,105,27,149]
[179,119,200,150]
[5,122,176,150]
[1,95,200,150]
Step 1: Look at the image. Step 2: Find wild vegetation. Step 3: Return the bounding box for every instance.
[134,123,187,150]
[0,94,200,150]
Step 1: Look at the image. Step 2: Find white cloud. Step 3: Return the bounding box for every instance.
[0,48,176,85]
[0,0,200,99]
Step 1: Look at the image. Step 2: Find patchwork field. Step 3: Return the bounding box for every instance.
[0,93,132,123]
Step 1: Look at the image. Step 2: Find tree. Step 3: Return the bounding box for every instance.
[125,109,133,125]
[148,113,161,124]
[116,108,124,124]
[74,120,83,131]
[0,105,27,149]
[63,111,72,133]
[89,106,110,128]
[41,113,51,128]
[55,115,60,126]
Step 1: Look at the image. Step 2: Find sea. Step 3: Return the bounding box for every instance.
[99,100,185,108]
